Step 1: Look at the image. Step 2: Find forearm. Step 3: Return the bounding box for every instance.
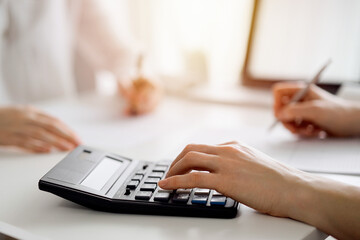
[347,101,360,136]
[288,173,360,239]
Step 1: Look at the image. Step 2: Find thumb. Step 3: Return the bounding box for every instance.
[278,101,319,123]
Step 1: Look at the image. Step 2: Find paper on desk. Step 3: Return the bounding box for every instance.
[174,127,360,176]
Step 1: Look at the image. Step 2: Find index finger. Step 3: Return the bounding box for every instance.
[170,144,219,169]
[273,82,305,116]
[159,171,218,190]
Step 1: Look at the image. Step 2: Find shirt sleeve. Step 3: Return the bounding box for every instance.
[75,0,137,80]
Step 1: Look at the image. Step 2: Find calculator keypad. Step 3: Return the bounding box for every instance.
[118,163,235,208]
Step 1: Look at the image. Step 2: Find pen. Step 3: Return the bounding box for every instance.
[268,59,332,132]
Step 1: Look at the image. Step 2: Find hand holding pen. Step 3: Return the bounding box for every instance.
[271,60,360,138]
[269,59,331,132]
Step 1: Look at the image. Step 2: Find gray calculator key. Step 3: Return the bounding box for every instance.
[176,189,192,194]
[191,195,208,205]
[135,191,152,200]
[210,196,227,206]
[158,189,173,193]
[212,190,223,196]
[224,198,235,208]
[140,183,157,192]
[152,165,168,172]
[154,192,171,202]
[135,170,146,176]
[144,177,161,184]
[194,189,210,195]
[126,180,139,190]
[132,175,143,181]
[172,193,190,203]
[149,172,164,178]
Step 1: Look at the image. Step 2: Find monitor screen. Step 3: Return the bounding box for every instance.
[247,0,360,84]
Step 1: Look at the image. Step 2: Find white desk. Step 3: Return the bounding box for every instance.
[1,92,347,240]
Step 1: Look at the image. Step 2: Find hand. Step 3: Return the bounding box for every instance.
[0,106,81,153]
[273,82,360,137]
[118,76,162,115]
[159,142,360,239]
[159,141,304,217]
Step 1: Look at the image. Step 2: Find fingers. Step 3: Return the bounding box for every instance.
[159,171,218,190]
[166,151,220,178]
[33,116,81,146]
[121,77,162,115]
[278,101,320,123]
[170,144,220,169]
[14,137,52,153]
[273,82,305,117]
[282,122,324,137]
[25,127,75,151]
[273,82,322,118]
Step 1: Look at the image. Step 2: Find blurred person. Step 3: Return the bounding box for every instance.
[0,0,161,153]
[159,83,360,239]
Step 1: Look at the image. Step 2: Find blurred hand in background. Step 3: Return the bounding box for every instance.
[0,106,81,153]
[273,82,360,137]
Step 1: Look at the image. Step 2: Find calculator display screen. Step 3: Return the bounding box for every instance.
[80,157,123,191]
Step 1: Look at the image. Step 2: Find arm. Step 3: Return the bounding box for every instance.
[76,0,161,115]
[273,82,360,137]
[159,142,360,239]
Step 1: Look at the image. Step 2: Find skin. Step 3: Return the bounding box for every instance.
[0,106,81,153]
[159,83,360,239]
[0,77,161,153]
[273,82,360,137]
[159,142,360,239]
[118,76,162,115]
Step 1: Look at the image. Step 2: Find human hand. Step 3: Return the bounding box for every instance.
[0,106,81,153]
[118,76,162,115]
[273,82,360,137]
[159,141,304,217]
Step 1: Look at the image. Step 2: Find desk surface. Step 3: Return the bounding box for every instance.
[0,93,345,240]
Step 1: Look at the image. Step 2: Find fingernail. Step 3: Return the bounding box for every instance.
[158,179,167,188]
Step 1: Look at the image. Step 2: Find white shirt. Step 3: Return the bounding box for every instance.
[0,0,136,104]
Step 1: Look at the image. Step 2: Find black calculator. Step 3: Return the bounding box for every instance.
[39,146,239,218]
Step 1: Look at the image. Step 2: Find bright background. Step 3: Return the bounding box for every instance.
[97,0,360,95]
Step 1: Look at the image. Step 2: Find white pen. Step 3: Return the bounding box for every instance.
[268,59,332,132]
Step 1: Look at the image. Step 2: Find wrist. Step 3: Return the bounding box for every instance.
[347,102,360,136]
[283,171,325,226]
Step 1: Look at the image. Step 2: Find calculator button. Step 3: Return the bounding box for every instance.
[210,196,227,206]
[212,190,223,196]
[135,191,152,200]
[145,177,161,184]
[194,189,210,195]
[172,193,190,203]
[154,192,171,202]
[158,189,173,194]
[175,189,192,194]
[124,188,131,196]
[135,170,146,176]
[191,195,208,205]
[224,198,235,208]
[132,175,143,181]
[152,165,168,172]
[149,172,164,178]
[126,180,139,190]
[140,183,157,192]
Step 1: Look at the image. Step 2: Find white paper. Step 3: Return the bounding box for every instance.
[169,126,360,175]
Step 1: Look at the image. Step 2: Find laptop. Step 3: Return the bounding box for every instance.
[242,0,360,94]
